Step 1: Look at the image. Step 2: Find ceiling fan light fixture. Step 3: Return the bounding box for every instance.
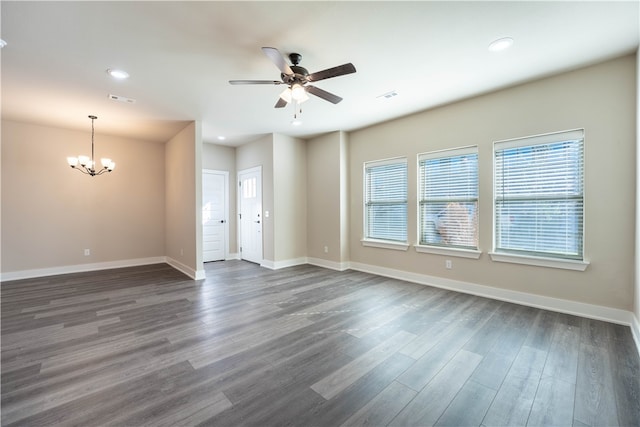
[291,84,308,103]
[279,87,292,103]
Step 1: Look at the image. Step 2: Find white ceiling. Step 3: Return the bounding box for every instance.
[2,1,639,146]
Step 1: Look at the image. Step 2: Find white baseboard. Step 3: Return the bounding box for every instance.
[227,252,240,260]
[349,261,634,327]
[261,257,308,270]
[307,257,350,271]
[165,257,205,280]
[261,257,350,271]
[1,257,167,282]
[632,313,640,358]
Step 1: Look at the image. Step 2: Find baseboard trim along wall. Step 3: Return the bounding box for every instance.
[632,315,640,358]
[0,257,167,282]
[307,257,350,272]
[0,256,208,282]
[349,260,635,324]
[261,257,308,270]
[165,257,206,280]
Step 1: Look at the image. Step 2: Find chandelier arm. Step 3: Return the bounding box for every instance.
[72,166,92,176]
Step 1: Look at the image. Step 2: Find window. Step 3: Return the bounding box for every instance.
[364,158,408,244]
[418,147,478,250]
[494,129,584,261]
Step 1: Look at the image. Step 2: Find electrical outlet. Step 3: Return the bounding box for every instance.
[84,249,90,256]
[445,259,452,269]
[324,246,329,253]
[180,248,184,256]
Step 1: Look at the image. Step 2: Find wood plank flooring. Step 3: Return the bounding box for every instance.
[2,261,639,426]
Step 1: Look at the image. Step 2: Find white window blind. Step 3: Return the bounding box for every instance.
[364,158,407,242]
[419,147,478,249]
[494,129,584,260]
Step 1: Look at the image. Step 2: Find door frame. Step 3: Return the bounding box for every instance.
[202,169,229,261]
[237,166,263,264]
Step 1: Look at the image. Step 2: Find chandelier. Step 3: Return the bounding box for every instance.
[66,115,115,176]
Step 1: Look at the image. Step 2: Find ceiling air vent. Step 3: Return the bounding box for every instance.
[108,94,136,104]
[377,90,398,99]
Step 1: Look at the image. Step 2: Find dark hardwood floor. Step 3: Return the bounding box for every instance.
[1,261,639,426]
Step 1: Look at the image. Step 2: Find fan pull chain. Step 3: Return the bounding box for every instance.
[293,100,303,120]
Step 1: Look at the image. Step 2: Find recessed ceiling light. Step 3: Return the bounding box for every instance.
[107,68,130,79]
[0,39,7,49]
[217,136,226,141]
[488,37,514,52]
[291,120,302,126]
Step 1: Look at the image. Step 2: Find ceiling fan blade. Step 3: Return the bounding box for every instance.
[274,97,288,108]
[307,63,356,82]
[261,47,293,75]
[306,85,343,104]
[229,80,282,85]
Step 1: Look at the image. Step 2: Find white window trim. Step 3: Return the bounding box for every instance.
[361,238,409,251]
[363,156,408,244]
[418,145,479,251]
[492,128,585,264]
[489,251,589,271]
[418,145,478,161]
[414,244,481,259]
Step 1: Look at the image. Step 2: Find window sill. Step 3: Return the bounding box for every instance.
[414,245,482,259]
[489,252,589,271]
[361,239,409,251]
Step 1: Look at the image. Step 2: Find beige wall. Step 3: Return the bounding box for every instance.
[307,131,347,263]
[339,131,350,263]
[273,134,307,262]
[349,54,637,311]
[236,134,274,262]
[635,49,640,324]
[1,120,165,272]
[202,142,237,254]
[165,121,201,276]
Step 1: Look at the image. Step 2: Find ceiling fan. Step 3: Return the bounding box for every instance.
[229,47,356,108]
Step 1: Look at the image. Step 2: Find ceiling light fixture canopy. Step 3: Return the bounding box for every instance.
[67,115,115,176]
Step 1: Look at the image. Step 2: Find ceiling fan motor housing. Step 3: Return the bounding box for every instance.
[288,53,302,65]
[282,65,309,85]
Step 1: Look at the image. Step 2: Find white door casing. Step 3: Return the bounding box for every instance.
[202,170,228,262]
[238,166,263,264]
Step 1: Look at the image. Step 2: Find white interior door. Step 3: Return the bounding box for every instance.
[202,170,228,262]
[238,166,262,264]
